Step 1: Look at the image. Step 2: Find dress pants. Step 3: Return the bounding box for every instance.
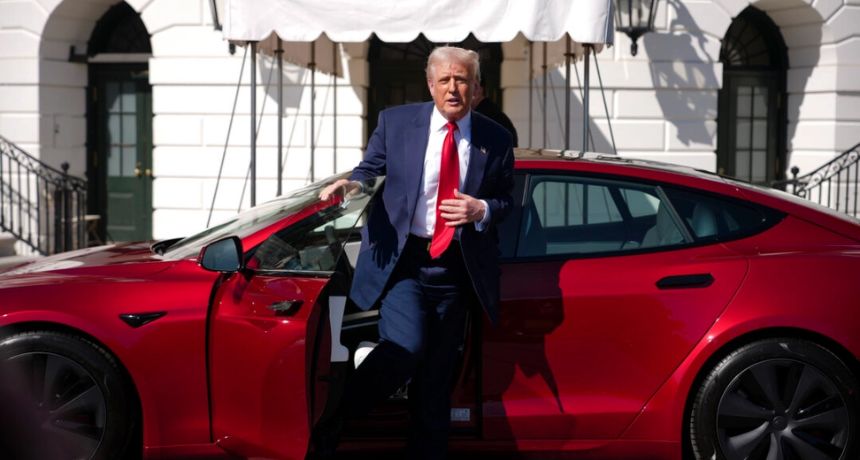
[340,234,470,460]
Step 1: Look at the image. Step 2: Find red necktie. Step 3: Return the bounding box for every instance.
[429,121,459,258]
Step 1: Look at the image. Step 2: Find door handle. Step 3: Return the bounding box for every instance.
[134,162,142,177]
[656,274,714,290]
[268,299,302,315]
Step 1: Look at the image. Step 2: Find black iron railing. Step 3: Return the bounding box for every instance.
[776,142,860,218]
[0,135,88,255]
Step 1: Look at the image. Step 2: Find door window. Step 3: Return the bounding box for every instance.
[250,178,383,272]
[728,82,772,184]
[105,81,139,178]
[518,176,690,258]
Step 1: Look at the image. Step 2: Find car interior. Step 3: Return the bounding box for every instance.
[243,184,479,438]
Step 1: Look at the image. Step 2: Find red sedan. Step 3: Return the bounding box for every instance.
[0,150,858,460]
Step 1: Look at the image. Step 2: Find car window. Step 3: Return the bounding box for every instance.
[249,178,383,272]
[531,181,623,227]
[722,175,856,225]
[517,175,689,257]
[163,173,352,260]
[663,187,771,241]
[622,188,661,217]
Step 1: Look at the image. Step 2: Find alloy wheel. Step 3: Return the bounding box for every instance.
[3,351,106,460]
[716,358,850,460]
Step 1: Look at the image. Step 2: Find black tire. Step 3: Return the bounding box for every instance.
[0,331,138,460]
[690,338,859,460]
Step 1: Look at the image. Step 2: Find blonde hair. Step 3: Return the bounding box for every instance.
[425,46,480,82]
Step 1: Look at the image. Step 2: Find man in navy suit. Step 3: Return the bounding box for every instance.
[317,46,514,459]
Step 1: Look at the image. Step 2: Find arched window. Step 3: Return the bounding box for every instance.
[88,2,151,56]
[717,7,787,185]
[367,35,502,137]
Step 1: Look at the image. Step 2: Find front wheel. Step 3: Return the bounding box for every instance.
[690,338,859,460]
[0,331,138,460]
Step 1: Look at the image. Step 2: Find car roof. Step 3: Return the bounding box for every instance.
[513,149,722,181]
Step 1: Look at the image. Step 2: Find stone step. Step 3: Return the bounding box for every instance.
[0,232,16,257]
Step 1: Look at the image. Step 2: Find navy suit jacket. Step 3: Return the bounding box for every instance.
[348,102,514,324]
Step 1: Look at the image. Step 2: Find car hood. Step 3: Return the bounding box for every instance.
[0,242,174,279]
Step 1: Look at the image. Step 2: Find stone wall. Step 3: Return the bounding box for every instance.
[501,0,860,178]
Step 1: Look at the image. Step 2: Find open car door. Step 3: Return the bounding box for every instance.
[207,179,382,460]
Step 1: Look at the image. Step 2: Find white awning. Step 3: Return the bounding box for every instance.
[222,0,614,74]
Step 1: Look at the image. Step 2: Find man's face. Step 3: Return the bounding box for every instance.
[427,60,476,122]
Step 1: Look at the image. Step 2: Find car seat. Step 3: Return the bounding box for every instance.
[641,201,684,247]
[689,202,718,238]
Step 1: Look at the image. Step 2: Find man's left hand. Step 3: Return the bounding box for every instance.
[439,190,486,227]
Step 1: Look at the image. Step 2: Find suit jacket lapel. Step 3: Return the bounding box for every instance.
[405,103,433,223]
[463,113,489,198]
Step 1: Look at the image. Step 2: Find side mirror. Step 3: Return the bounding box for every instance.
[199,236,243,273]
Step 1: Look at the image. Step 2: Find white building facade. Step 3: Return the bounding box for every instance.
[0,0,858,246]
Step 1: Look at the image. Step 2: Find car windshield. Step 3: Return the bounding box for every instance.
[162,173,349,259]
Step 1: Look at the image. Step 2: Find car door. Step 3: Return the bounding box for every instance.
[482,173,754,441]
[207,180,381,460]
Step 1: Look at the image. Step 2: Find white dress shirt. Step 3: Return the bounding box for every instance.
[410,108,491,238]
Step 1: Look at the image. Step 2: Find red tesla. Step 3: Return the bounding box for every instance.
[0,150,857,460]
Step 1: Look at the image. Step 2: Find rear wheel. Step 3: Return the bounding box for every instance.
[0,331,138,460]
[690,338,859,460]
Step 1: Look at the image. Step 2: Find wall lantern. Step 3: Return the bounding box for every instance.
[614,0,660,56]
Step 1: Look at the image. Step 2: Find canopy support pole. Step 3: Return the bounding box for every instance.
[332,42,338,174]
[528,41,533,148]
[310,42,316,182]
[276,39,283,196]
[206,46,247,227]
[582,44,591,153]
[542,42,547,149]
[564,36,572,150]
[250,41,257,207]
[593,46,617,155]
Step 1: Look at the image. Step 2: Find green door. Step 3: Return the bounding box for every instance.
[92,65,152,241]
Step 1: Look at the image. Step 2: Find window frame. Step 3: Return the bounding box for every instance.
[496,173,528,261]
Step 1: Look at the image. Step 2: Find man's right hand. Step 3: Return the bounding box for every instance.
[319,179,360,201]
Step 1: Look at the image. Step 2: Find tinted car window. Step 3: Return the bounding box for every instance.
[663,187,771,241]
[518,175,689,257]
[164,173,350,260]
[249,178,383,272]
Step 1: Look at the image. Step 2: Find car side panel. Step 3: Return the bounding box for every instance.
[0,260,218,452]
[483,241,747,440]
[622,215,860,444]
[208,272,328,460]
